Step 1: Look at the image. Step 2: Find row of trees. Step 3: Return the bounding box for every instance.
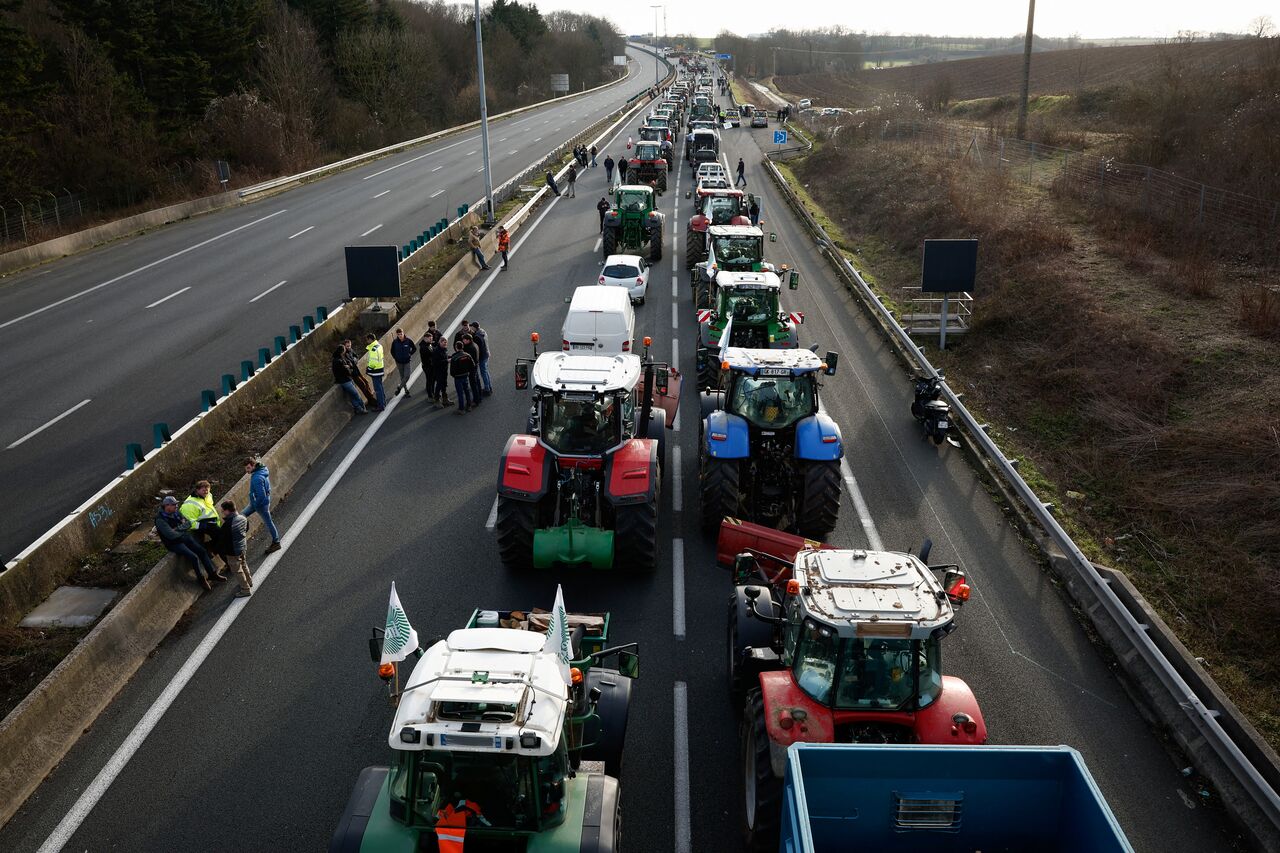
[0,0,623,219]
[712,29,863,77]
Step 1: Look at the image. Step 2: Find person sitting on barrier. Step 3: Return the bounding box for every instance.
[156,497,222,590]
[180,480,221,547]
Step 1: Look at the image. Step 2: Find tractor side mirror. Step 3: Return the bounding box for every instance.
[788,270,800,290]
[618,650,640,678]
[655,367,669,395]
[941,567,971,605]
[515,362,530,390]
[368,636,383,664]
[824,351,839,375]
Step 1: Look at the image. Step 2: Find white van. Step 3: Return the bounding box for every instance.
[562,286,636,355]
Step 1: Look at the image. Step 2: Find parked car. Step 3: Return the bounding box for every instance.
[725,108,741,128]
[750,112,768,128]
[598,254,650,305]
[797,98,812,109]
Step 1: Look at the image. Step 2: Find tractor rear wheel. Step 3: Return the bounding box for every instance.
[583,668,632,777]
[614,490,658,572]
[649,226,663,262]
[495,496,537,569]
[685,228,700,269]
[741,687,783,852]
[728,590,776,707]
[656,171,668,194]
[602,227,617,259]
[700,455,741,534]
[796,459,841,540]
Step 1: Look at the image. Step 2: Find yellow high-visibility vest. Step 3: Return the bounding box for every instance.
[180,493,220,528]
[366,341,385,373]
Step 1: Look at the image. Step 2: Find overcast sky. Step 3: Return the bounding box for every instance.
[545,1,1274,40]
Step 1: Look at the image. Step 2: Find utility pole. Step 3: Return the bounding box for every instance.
[473,0,494,223]
[650,5,662,86]
[1015,0,1036,140]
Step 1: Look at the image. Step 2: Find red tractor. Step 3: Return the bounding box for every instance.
[686,188,752,269]
[720,519,985,851]
[628,141,668,194]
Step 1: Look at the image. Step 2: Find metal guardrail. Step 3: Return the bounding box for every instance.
[761,156,1280,843]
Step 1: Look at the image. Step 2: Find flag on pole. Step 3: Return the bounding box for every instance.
[541,584,572,685]
[381,582,419,665]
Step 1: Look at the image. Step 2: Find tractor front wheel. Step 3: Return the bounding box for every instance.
[495,496,537,569]
[614,490,658,572]
[741,688,783,852]
[685,228,700,269]
[649,227,663,262]
[796,459,841,540]
[700,455,741,534]
[602,227,618,259]
[583,668,632,777]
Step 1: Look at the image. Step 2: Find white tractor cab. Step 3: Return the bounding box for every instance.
[562,285,637,355]
[333,600,639,850]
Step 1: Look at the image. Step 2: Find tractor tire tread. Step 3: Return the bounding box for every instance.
[614,493,658,572]
[495,497,536,569]
[700,455,740,534]
[797,459,841,540]
[742,688,783,852]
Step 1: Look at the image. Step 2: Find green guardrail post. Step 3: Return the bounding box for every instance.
[303,315,315,333]
[241,360,255,381]
[402,244,410,257]
[126,443,145,470]
[222,374,237,396]
[439,217,447,230]
[289,325,302,344]
[457,205,467,219]
[397,249,403,262]
[274,335,287,355]
[316,305,328,322]
[201,389,217,412]
[152,422,172,449]
[258,347,271,369]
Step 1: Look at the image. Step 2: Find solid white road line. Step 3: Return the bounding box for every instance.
[672,540,685,638]
[485,496,499,531]
[144,286,190,309]
[430,189,444,198]
[287,226,314,240]
[36,177,568,853]
[673,682,692,853]
[816,400,884,550]
[671,445,682,512]
[0,209,287,331]
[359,224,383,237]
[361,138,470,180]
[372,189,390,199]
[7,399,92,450]
[248,280,288,303]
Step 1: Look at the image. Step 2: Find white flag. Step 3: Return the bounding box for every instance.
[541,584,572,685]
[381,582,419,665]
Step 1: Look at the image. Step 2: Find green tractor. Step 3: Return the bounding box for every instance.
[690,224,777,309]
[695,271,804,389]
[601,185,665,262]
[331,598,639,852]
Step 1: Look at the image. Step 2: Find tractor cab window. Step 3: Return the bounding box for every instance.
[390,750,543,831]
[711,235,762,265]
[788,624,945,711]
[727,372,815,429]
[618,190,649,212]
[707,197,740,225]
[541,393,621,455]
[794,620,838,704]
[635,143,661,161]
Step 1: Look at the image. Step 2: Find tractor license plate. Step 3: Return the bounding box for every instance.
[937,420,949,429]
[571,343,594,351]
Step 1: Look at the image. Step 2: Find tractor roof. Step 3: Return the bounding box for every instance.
[616,184,655,196]
[532,351,642,394]
[793,549,955,640]
[389,628,568,757]
[708,224,763,237]
[721,347,823,374]
[715,270,781,290]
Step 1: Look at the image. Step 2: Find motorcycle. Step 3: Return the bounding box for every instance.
[911,373,960,447]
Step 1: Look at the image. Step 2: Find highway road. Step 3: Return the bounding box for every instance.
[0,90,1243,853]
[0,46,663,565]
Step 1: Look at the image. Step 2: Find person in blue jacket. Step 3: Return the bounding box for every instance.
[241,456,282,555]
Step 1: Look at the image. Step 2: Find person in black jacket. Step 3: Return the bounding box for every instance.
[460,332,483,405]
[390,328,417,397]
[604,155,615,185]
[450,341,476,412]
[469,321,492,396]
[597,197,610,233]
[332,346,368,414]
[430,336,451,406]
[156,497,221,590]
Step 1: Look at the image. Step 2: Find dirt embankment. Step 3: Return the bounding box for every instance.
[790,139,1280,746]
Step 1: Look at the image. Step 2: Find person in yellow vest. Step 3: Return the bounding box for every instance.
[364,333,386,412]
[180,480,222,553]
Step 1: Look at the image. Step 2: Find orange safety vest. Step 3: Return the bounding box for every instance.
[435,800,484,852]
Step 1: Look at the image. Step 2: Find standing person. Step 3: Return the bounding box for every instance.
[469,321,492,397]
[589,144,598,167]
[364,332,387,411]
[241,455,281,554]
[333,346,368,414]
[217,501,253,597]
[430,335,451,406]
[597,197,610,233]
[604,155,615,185]
[180,480,221,547]
[497,226,510,270]
[343,339,377,407]
[449,341,476,413]
[390,328,417,397]
[545,170,561,197]
[461,332,483,405]
[618,156,628,184]
[749,198,761,227]
[156,497,221,590]
[735,157,747,188]
[467,226,490,271]
[567,163,577,198]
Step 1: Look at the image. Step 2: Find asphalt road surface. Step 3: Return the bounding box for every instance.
[0,91,1243,853]
[0,47,663,565]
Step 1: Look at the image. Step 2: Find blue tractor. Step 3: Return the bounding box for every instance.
[699,347,842,538]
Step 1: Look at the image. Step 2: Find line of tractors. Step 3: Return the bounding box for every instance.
[331,60,989,853]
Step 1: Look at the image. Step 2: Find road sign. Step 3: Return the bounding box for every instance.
[773,130,788,146]
[550,73,569,93]
[716,53,732,60]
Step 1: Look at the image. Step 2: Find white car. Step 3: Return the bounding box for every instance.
[695,163,727,183]
[798,98,812,109]
[599,254,650,304]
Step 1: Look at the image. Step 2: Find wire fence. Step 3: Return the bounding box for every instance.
[0,191,90,245]
[822,117,1280,249]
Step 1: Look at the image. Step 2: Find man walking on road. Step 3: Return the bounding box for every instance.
[342,339,377,407]
[390,328,416,397]
[735,157,747,188]
[618,156,628,184]
[469,321,492,396]
[333,346,367,414]
[567,164,577,198]
[597,197,610,233]
[157,497,221,590]
[450,341,476,413]
[545,170,561,197]
[430,336,451,406]
[603,155,615,185]
[497,226,510,270]
[364,332,387,411]
[241,456,281,554]
[468,226,490,271]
